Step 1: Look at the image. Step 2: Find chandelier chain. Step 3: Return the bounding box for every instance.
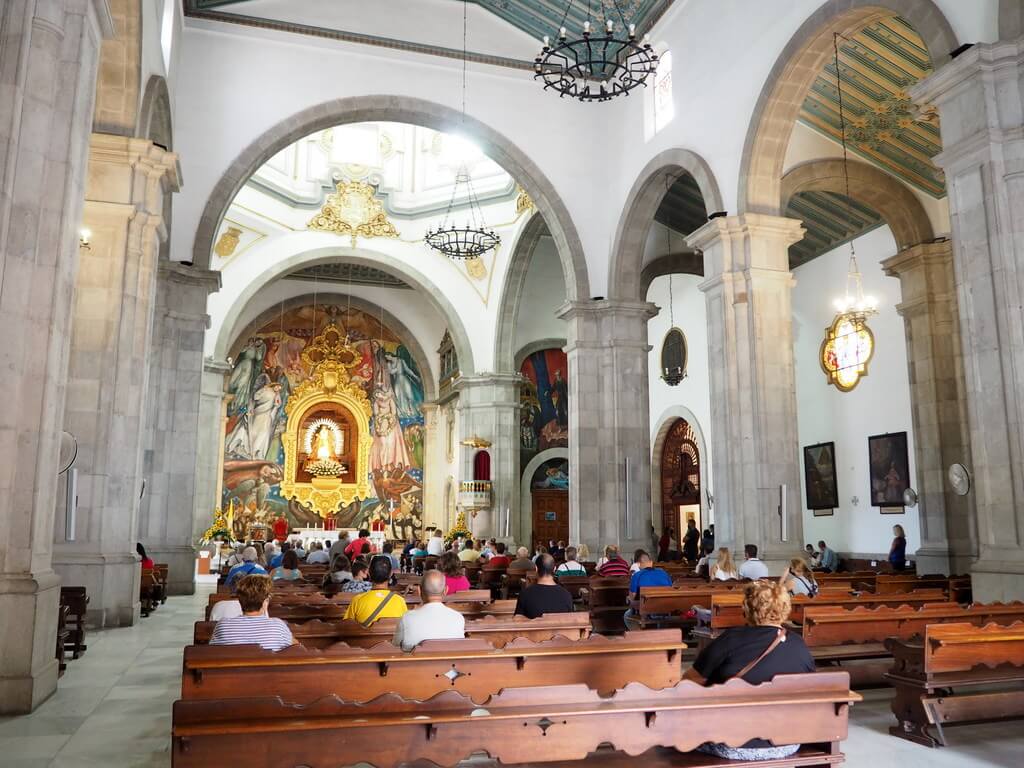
[666,173,674,328]
[832,32,857,262]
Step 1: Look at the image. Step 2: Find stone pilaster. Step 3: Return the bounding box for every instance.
[557,300,658,556]
[0,0,113,713]
[690,214,806,571]
[453,375,520,540]
[912,38,1024,600]
[883,242,976,575]
[193,359,231,542]
[137,262,220,595]
[52,134,180,627]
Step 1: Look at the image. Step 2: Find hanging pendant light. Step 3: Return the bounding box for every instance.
[660,174,686,386]
[534,0,658,102]
[820,33,879,393]
[425,1,500,260]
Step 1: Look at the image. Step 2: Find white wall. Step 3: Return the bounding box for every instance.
[646,272,714,512]
[792,225,919,556]
[513,235,568,357]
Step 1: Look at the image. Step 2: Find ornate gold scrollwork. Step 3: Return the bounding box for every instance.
[307,180,400,247]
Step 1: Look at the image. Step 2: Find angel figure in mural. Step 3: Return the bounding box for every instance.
[226,337,267,416]
[224,413,252,459]
[223,461,283,514]
[404,422,424,469]
[386,347,423,418]
[372,341,394,395]
[370,388,412,472]
[247,375,283,461]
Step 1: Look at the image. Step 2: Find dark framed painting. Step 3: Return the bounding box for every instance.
[803,441,839,511]
[868,432,910,508]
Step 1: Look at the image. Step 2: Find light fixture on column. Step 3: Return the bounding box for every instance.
[424,1,499,260]
[534,0,657,102]
[820,33,879,393]
[79,228,92,250]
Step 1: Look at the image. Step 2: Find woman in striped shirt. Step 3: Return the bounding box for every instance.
[210,574,294,651]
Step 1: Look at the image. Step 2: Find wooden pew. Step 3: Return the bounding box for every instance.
[154,563,169,604]
[172,673,861,768]
[140,567,164,617]
[180,630,685,704]
[59,586,89,659]
[584,576,630,633]
[886,621,1024,747]
[637,582,750,629]
[193,612,591,649]
[55,604,69,676]
[205,588,493,619]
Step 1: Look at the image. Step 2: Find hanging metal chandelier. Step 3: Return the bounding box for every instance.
[820,33,879,393]
[425,1,499,260]
[534,1,658,102]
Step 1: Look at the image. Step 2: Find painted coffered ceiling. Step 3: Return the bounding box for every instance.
[799,16,944,198]
[785,191,884,269]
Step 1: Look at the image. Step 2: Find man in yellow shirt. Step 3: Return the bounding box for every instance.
[343,556,408,625]
[458,539,481,563]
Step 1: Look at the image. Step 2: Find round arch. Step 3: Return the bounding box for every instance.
[650,406,710,531]
[138,75,173,150]
[190,95,590,303]
[640,251,705,297]
[781,158,934,250]
[495,211,554,373]
[520,447,570,548]
[608,148,724,301]
[738,0,958,216]
[212,247,477,377]
[514,338,568,372]
[224,292,439,403]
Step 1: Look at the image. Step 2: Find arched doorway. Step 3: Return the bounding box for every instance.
[528,457,569,552]
[660,418,701,545]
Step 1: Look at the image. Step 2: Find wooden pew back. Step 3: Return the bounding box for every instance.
[923,620,1024,675]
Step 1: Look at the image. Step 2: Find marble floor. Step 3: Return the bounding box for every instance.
[1,586,1021,767]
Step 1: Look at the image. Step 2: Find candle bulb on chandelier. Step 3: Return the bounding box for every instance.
[606,19,614,32]
[583,21,590,34]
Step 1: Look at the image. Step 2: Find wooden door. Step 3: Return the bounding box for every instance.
[532,490,569,551]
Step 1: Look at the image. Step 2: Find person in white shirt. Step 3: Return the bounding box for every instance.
[210,598,243,622]
[306,542,330,564]
[710,547,740,581]
[426,529,445,557]
[555,547,587,576]
[392,570,466,651]
[737,544,770,580]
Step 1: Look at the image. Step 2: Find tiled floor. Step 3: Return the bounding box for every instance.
[1,586,1021,767]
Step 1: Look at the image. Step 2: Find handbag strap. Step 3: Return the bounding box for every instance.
[731,628,786,681]
[361,590,397,628]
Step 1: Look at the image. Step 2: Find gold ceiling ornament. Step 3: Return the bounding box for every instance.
[307,180,400,247]
[280,322,372,517]
[515,187,535,216]
[214,226,243,258]
[465,256,487,280]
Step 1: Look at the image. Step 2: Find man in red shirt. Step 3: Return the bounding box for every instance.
[485,541,511,568]
[597,545,631,578]
[345,529,372,560]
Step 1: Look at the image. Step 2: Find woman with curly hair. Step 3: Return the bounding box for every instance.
[440,551,470,594]
[684,580,814,761]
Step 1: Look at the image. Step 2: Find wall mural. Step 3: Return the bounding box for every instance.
[532,459,569,490]
[519,348,569,470]
[223,304,425,539]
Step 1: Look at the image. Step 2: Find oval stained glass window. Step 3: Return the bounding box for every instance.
[660,327,687,386]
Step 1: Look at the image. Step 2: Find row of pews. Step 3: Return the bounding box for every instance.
[176,564,862,767]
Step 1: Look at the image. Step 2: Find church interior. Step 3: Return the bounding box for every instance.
[3,0,1024,765]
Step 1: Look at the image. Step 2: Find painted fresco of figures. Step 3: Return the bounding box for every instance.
[246,375,283,461]
[386,347,423,418]
[519,348,569,466]
[226,337,266,416]
[370,388,411,472]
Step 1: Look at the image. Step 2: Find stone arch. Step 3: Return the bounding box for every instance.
[224,292,439,403]
[781,158,934,251]
[495,212,554,373]
[190,96,590,303]
[520,447,570,548]
[609,148,724,301]
[640,252,705,297]
[738,0,958,216]
[1001,0,1024,39]
[650,406,710,530]
[514,338,568,371]
[138,75,173,150]
[212,247,476,377]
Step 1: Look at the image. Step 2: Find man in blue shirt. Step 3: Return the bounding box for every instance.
[267,541,289,570]
[624,551,672,629]
[226,546,268,588]
[817,540,838,573]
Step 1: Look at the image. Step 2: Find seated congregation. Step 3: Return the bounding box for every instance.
[169,527,1024,766]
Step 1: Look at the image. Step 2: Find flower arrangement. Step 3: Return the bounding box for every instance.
[444,510,472,545]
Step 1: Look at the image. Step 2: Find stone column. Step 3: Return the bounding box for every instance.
[420,402,441,533]
[912,38,1024,600]
[137,262,220,595]
[193,359,231,542]
[882,242,976,574]
[52,134,180,627]
[0,0,113,713]
[453,375,520,540]
[557,300,658,556]
[689,214,806,571]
